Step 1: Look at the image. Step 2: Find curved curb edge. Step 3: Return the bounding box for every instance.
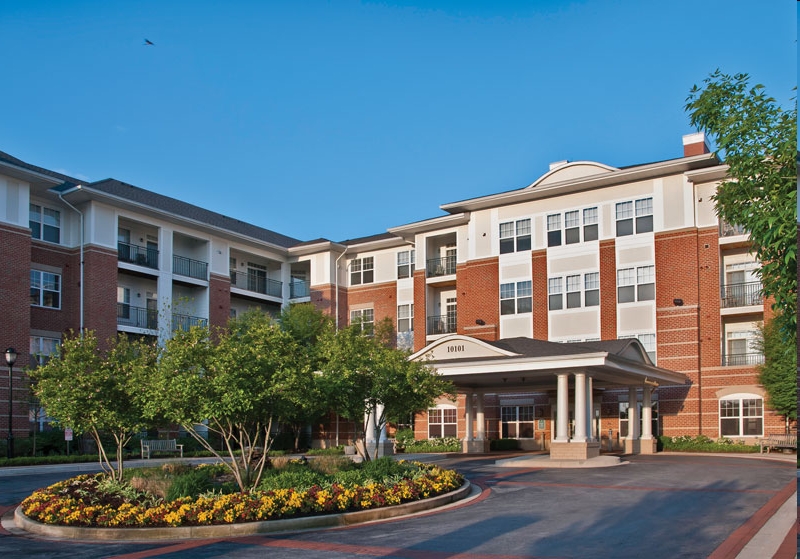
[14,480,473,541]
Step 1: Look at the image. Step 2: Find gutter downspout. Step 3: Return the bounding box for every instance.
[58,188,84,334]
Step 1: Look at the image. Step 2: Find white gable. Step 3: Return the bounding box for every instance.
[529,161,617,189]
[410,334,519,362]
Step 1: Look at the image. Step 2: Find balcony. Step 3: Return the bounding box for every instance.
[290,279,310,299]
[427,313,457,336]
[230,269,283,298]
[117,303,158,330]
[722,353,765,367]
[118,242,159,269]
[719,221,747,238]
[721,281,762,308]
[426,255,456,278]
[173,254,208,281]
[172,313,209,332]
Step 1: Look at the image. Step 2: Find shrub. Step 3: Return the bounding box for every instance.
[394,428,415,452]
[658,435,758,453]
[165,469,214,501]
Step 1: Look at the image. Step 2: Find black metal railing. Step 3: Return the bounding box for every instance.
[426,255,457,278]
[118,242,159,269]
[173,254,208,280]
[720,221,747,237]
[427,314,457,335]
[117,303,158,330]
[172,313,208,332]
[722,353,765,366]
[230,269,283,298]
[290,279,310,299]
[721,281,762,308]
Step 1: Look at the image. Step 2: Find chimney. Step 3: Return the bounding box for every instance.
[682,132,710,157]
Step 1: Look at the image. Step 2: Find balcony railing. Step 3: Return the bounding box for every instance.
[118,242,159,269]
[722,353,765,366]
[721,281,762,308]
[230,269,283,298]
[427,313,457,335]
[290,279,310,299]
[720,221,747,238]
[172,313,208,332]
[117,303,158,330]
[426,255,457,278]
[173,254,208,280]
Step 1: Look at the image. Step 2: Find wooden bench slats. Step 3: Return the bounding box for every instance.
[758,434,797,454]
[141,439,184,459]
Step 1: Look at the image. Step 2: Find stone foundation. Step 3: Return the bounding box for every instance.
[550,441,601,460]
[462,439,490,453]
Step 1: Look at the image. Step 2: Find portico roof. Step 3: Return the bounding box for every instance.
[410,335,689,392]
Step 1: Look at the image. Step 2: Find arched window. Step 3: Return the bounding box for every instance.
[428,405,457,438]
[719,393,763,437]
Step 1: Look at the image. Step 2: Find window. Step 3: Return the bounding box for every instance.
[584,272,600,307]
[350,308,374,335]
[500,219,531,254]
[616,197,653,237]
[547,214,561,247]
[617,265,654,303]
[397,304,414,332]
[350,257,374,285]
[548,277,563,310]
[29,336,59,367]
[118,286,131,320]
[397,250,415,279]
[30,204,61,243]
[564,211,580,244]
[30,270,61,308]
[428,406,457,438]
[719,394,763,437]
[501,405,535,438]
[583,207,599,241]
[500,281,532,315]
[566,275,581,308]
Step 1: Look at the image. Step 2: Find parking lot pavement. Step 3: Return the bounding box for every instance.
[0,452,796,559]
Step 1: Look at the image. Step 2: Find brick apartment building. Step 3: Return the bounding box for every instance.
[0,132,784,456]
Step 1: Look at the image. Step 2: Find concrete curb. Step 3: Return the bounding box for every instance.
[13,480,473,541]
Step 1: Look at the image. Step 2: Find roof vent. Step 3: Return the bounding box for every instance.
[549,160,569,171]
[682,132,710,157]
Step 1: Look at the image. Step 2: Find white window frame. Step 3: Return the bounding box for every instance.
[29,336,60,367]
[350,257,374,286]
[548,277,563,310]
[500,281,532,315]
[30,270,61,309]
[583,207,599,241]
[501,405,535,439]
[546,214,562,247]
[428,405,457,438]
[499,218,531,254]
[397,303,414,332]
[616,197,653,237]
[350,308,374,335]
[30,203,61,244]
[719,393,763,438]
[397,250,415,279]
[584,272,600,307]
[617,265,655,303]
[549,272,600,310]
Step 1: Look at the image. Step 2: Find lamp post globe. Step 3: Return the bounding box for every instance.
[5,347,18,460]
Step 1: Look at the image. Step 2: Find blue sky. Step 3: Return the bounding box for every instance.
[1,1,795,242]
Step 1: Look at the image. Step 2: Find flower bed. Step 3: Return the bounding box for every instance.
[20,461,464,528]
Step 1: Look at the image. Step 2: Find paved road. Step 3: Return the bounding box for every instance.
[0,453,795,558]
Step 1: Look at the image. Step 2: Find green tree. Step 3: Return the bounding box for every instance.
[756,316,797,430]
[319,319,454,461]
[29,331,156,481]
[141,312,299,492]
[686,70,797,338]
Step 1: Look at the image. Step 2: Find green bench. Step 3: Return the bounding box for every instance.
[141,439,184,459]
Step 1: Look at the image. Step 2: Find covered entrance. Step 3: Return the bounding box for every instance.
[410,335,689,460]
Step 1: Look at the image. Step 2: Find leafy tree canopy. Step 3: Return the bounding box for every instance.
[686,70,797,338]
[756,316,797,425]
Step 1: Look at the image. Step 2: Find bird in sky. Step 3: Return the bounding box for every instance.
[144,39,154,46]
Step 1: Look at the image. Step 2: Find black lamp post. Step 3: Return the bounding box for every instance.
[5,347,18,459]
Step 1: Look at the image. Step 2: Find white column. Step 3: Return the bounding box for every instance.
[377,403,387,442]
[365,408,376,443]
[464,392,474,441]
[280,262,291,308]
[555,373,570,442]
[476,392,485,441]
[587,376,595,441]
[573,373,588,442]
[641,387,653,440]
[628,386,640,440]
